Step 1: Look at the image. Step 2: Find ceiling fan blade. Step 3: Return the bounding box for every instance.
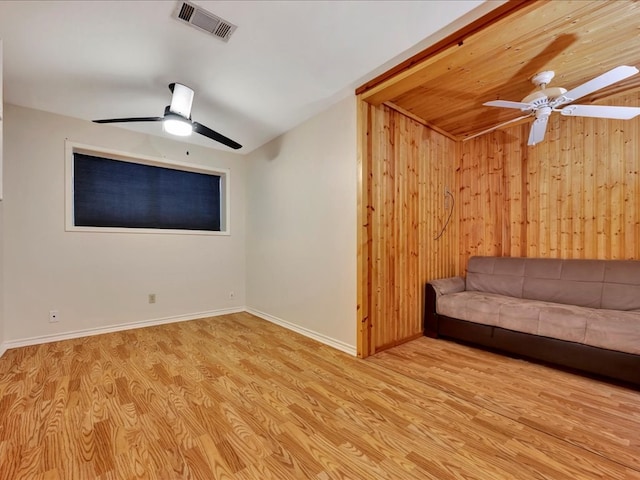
[464,113,533,141]
[560,104,640,120]
[193,122,242,150]
[528,115,549,146]
[552,65,639,107]
[168,83,195,118]
[93,117,163,124]
[484,100,533,110]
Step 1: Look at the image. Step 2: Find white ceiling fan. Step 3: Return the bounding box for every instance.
[471,65,640,145]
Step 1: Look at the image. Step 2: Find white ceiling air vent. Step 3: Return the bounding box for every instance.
[173,1,237,42]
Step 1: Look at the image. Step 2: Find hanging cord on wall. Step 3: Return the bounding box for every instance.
[434,190,455,240]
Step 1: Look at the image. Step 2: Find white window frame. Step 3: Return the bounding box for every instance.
[65,140,231,235]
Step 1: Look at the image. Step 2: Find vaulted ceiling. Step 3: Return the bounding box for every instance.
[0,0,499,153]
[359,0,640,141]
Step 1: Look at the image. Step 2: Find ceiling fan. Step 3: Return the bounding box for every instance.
[93,83,242,150]
[474,65,640,145]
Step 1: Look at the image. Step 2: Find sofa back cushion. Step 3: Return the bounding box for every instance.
[466,257,525,298]
[602,261,640,310]
[522,259,605,308]
[465,257,640,310]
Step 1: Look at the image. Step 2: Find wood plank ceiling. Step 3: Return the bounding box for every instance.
[360,0,640,140]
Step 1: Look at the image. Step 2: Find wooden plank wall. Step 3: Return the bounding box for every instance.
[458,91,640,272]
[359,91,640,357]
[361,102,458,354]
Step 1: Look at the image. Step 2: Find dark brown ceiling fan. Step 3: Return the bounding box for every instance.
[93,83,242,150]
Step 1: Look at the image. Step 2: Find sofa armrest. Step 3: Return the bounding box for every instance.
[424,277,465,338]
[429,276,466,296]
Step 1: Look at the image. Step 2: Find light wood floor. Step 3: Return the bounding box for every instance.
[0,312,638,479]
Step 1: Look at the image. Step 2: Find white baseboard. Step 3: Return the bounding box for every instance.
[245,307,357,356]
[3,307,244,351]
[1,307,357,358]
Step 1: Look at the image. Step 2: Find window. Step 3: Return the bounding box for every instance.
[66,142,230,235]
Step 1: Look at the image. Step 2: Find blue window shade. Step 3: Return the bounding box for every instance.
[73,153,221,231]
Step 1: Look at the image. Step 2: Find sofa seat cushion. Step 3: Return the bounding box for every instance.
[437,291,510,327]
[585,310,640,355]
[537,304,591,344]
[437,291,592,343]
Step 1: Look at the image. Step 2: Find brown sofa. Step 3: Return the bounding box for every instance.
[424,256,640,385]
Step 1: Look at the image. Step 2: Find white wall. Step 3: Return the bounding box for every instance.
[2,98,358,354]
[245,96,357,353]
[0,202,4,355]
[0,39,5,354]
[3,104,246,344]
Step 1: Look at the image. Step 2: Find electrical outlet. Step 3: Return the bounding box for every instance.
[49,310,59,323]
[229,291,235,299]
[148,293,156,304]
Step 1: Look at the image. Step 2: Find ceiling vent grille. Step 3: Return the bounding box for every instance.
[173,1,237,42]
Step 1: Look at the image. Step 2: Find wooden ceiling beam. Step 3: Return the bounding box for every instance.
[357,0,536,106]
[383,102,460,142]
[356,0,532,97]
[461,115,532,141]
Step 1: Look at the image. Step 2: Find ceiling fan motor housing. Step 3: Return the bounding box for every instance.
[536,106,552,119]
[522,87,567,106]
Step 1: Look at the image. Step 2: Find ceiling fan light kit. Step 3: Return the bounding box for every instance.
[163,113,193,137]
[93,83,242,150]
[479,65,640,146]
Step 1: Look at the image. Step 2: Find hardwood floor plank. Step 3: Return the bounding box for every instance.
[0,312,639,479]
[195,435,233,479]
[368,337,640,474]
